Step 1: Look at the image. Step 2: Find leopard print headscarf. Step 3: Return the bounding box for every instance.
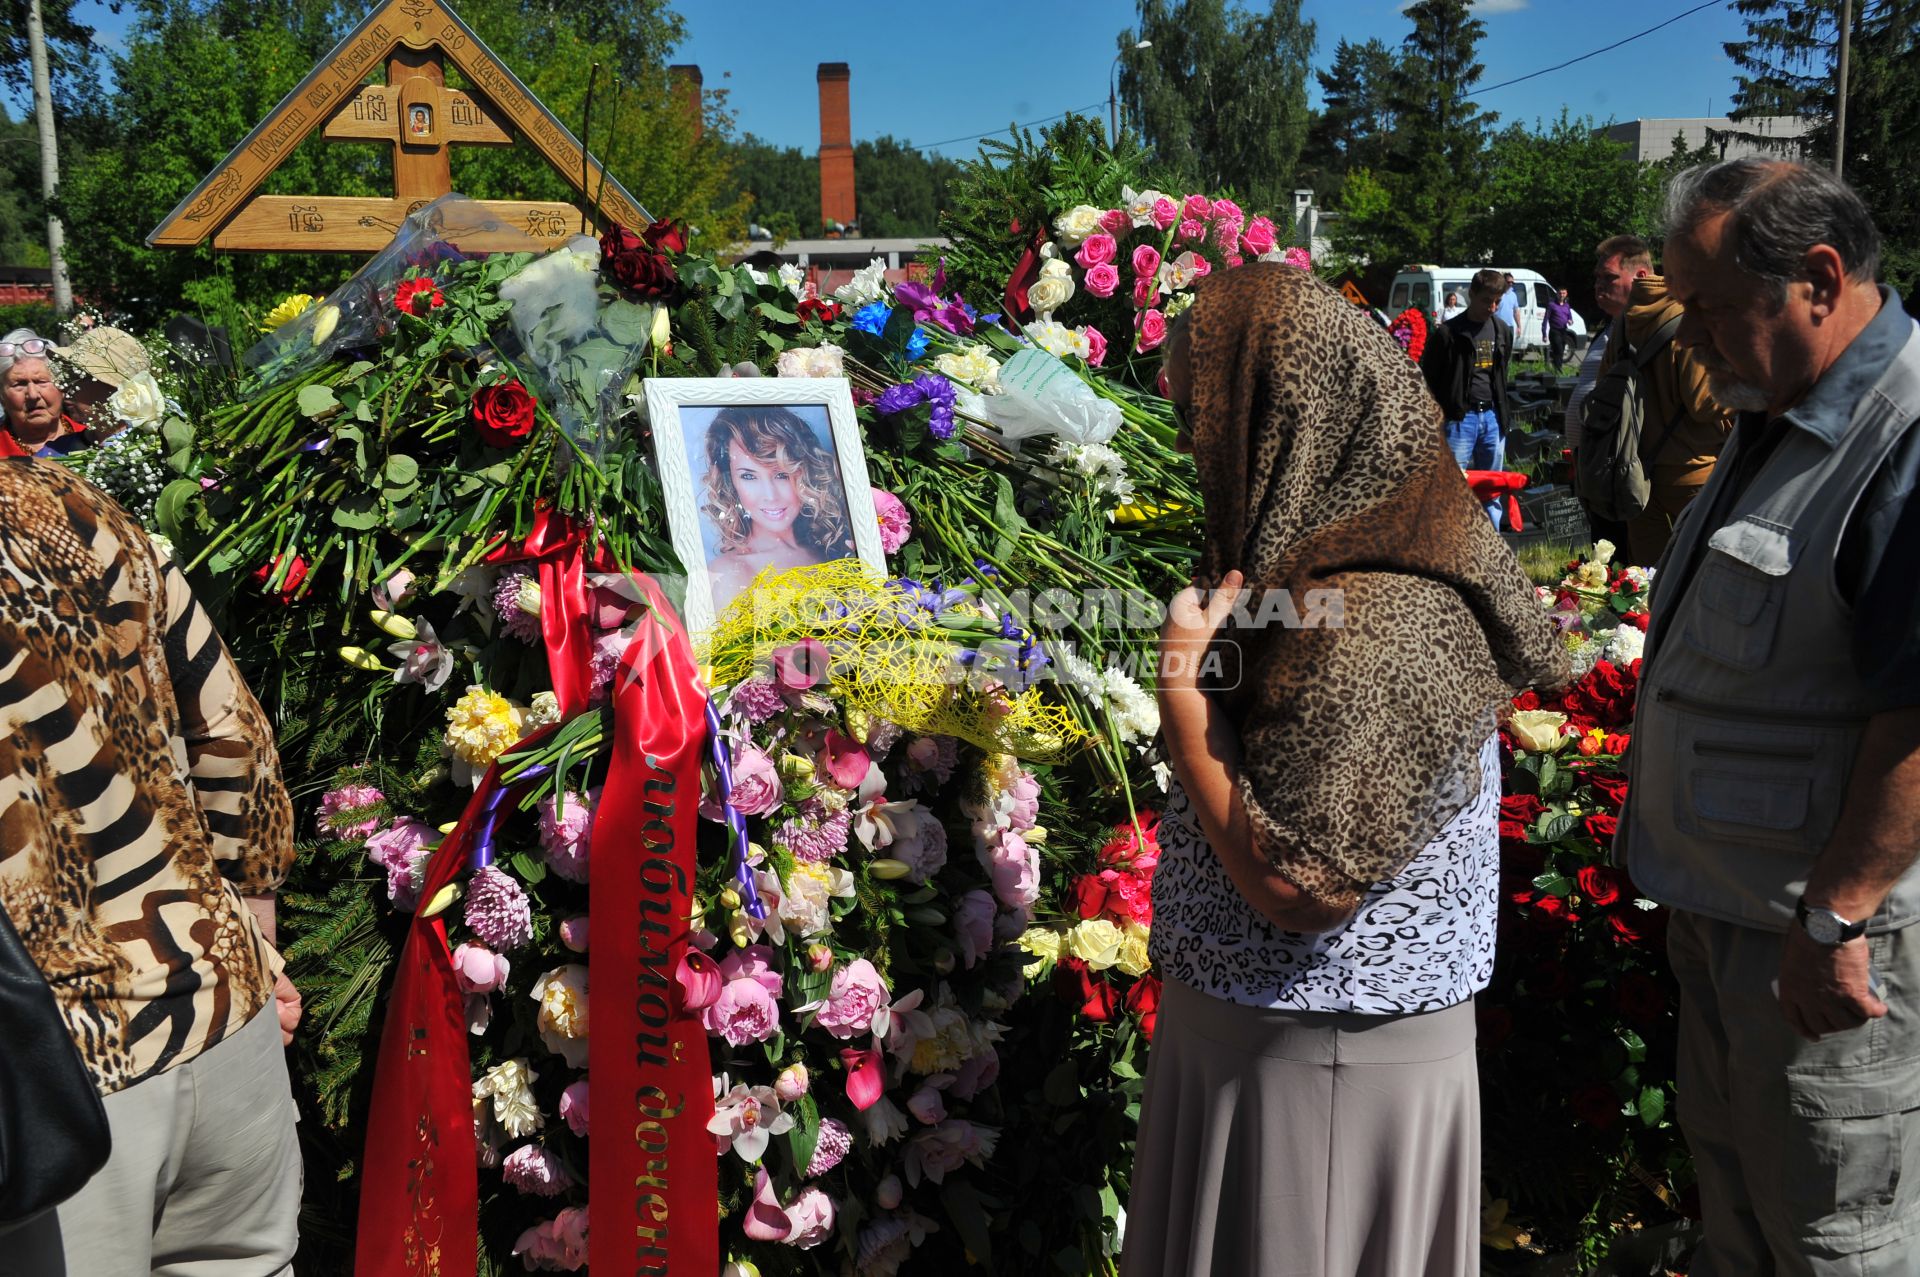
[1180,263,1567,911]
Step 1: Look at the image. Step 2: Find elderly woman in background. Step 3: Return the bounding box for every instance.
[0,329,87,456]
[1125,264,1566,1277]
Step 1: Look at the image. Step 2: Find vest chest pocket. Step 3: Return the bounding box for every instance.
[1680,521,1794,671]
[1669,699,1857,855]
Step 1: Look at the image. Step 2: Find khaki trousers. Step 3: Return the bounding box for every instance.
[0,1004,301,1277]
[1670,910,1920,1276]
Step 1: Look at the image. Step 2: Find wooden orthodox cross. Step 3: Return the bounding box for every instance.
[147,0,649,253]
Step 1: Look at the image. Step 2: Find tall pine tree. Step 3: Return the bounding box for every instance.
[1725,0,1920,296]
[1300,37,1399,203]
[1384,0,1495,264]
[1118,0,1316,211]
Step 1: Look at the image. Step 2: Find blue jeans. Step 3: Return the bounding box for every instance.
[1445,408,1506,528]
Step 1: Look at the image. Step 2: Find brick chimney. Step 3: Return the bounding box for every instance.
[817,63,855,234]
[668,64,703,141]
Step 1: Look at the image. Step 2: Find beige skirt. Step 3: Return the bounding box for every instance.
[1121,980,1480,1277]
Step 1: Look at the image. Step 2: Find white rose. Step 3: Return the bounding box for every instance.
[1509,710,1571,753]
[1052,204,1103,246]
[106,372,166,430]
[1028,273,1075,318]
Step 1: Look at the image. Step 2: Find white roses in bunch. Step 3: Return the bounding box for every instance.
[106,372,167,430]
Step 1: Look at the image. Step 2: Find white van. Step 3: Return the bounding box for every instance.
[1387,266,1587,353]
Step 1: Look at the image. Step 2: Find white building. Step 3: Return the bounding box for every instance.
[1602,115,1812,165]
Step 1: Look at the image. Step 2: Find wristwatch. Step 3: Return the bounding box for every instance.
[1795,897,1868,947]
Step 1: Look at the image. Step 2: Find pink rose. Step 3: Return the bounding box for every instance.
[1130,244,1161,279]
[1132,277,1160,309]
[1137,309,1170,353]
[1082,263,1120,299]
[1150,197,1180,230]
[1084,325,1108,367]
[1177,218,1207,242]
[1225,252,1245,268]
[317,783,384,840]
[1181,193,1214,221]
[816,958,889,1039]
[1097,208,1130,237]
[1211,197,1244,224]
[1241,215,1278,256]
[954,890,995,969]
[725,744,784,817]
[452,943,509,994]
[559,1080,590,1136]
[1074,232,1117,269]
[720,944,784,998]
[675,949,723,1011]
[871,488,912,554]
[1285,246,1313,270]
[703,977,780,1046]
[782,1187,837,1249]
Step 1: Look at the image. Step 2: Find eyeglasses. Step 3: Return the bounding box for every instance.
[0,338,51,358]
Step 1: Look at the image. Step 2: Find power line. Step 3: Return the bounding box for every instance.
[916,101,1107,152]
[1475,0,1724,96]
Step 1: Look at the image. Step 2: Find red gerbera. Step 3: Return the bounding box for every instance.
[395,276,445,316]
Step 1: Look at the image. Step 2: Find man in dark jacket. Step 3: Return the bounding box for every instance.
[1421,267,1513,524]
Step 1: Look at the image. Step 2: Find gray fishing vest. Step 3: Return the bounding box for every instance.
[1619,326,1920,933]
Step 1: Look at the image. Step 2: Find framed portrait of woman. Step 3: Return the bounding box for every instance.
[643,377,886,635]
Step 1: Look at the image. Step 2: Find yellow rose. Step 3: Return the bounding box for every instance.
[1114,922,1152,977]
[1067,918,1126,970]
[1509,709,1570,753]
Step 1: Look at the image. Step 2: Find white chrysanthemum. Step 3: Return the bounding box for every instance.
[1022,320,1091,361]
[1101,666,1160,743]
[933,344,1001,391]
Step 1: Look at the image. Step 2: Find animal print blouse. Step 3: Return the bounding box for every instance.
[0,461,294,1095]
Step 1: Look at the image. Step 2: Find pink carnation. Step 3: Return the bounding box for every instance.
[1241,215,1278,256]
[1214,220,1243,255]
[464,865,534,952]
[872,488,912,554]
[1284,246,1312,270]
[317,783,384,840]
[816,958,890,1039]
[537,789,596,883]
[1150,197,1180,230]
[502,1144,573,1197]
[365,817,437,910]
[1137,308,1169,354]
[1225,252,1245,268]
[1083,263,1120,299]
[1074,232,1117,269]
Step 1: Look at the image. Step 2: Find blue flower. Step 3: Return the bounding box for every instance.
[905,327,931,360]
[853,301,893,336]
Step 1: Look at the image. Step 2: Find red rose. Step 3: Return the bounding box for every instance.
[1576,863,1626,907]
[472,379,537,448]
[395,276,444,316]
[1501,794,1546,825]
[1512,689,1541,712]
[1099,812,1162,871]
[1499,818,1531,846]
[608,247,677,298]
[1620,611,1651,631]
[1609,907,1665,947]
[1055,957,1118,1022]
[1476,1004,1514,1051]
[798,297,843,325]
[1587,774,1630,810]
[642,217,689,255]
[1527,959,1572,1000]
[1583,813,1620,850]
[1614,971,1669,1022]
[1124,976,1162,1040]
[1569,1083,1621,1131]
[601,224,644,257]
[1071,873,1110,921]
[252,553,309,604]
[1604,733,1631,756]
[1530,892,1578,927]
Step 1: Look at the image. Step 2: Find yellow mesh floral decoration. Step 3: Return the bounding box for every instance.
[701,560,1091,763]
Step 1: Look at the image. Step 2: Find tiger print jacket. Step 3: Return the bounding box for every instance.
[0,460,294,1095]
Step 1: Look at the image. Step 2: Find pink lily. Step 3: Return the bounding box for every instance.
[674,949,723,1012]
[841,1044,886,1111]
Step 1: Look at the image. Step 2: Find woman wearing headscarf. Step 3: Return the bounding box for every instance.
[1124,264,1566,1277]
[0,329,87,456]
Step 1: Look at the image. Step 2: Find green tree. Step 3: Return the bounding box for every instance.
[1724,0,1920,296]
[1381,0,1496,263]
[854,136,962,239]
[1,104,49,265]
[1117,0,1315,210]
[1299,36,1399,203]
[729,133,817,238]
[1,0,102,110]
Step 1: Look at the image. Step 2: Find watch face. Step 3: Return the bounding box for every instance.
[1804,909,1846,946]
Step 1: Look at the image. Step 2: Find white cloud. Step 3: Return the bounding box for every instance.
[1473,0,1531,10]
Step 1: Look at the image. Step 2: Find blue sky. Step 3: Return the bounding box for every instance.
[21,0,1754,154]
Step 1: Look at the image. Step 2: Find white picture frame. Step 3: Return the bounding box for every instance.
[643,376,885,637]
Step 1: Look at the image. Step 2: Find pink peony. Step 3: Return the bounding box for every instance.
[718,744,784,818]
[675,949,723,1011]
[1130,244,1161,279]
[365,817,436,910]
[821,730,872,791]
[1074,233,1117,269]
[783,1187,837,1248]
[908,1086,948,1126]
[703,977,780,1046]
[775,1063,811,1102]
[1181,193,1214,221]
[1177,218,1207,242]
[986,834,1040,911]
[950,1045,1000,1100]
[452,943,509,994]
[1007,771,1042,829]
[559,1080,590,1136]
[804,1116,852,1177]
[719,945,784,998]
[465,865,534,951]
[1083,325,1108,367]
[1150,196,1180,230]
[1241,215,1278,256]
[891,814,949,883]
[317,783,384,840]
[537,789,596,883]
[817,958,890,1039]
[502,1144,573,1197]
[953,890,995,969]
[772,639,830,691]
[871,488,912,554]
[1137,308,1169,354]
[1097,208,1130,237]
[559,915,589,952]
[841,1044,886,1110]
[1082,263,1120,299]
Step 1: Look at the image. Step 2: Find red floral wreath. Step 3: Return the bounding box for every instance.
[1390,306,1427,363]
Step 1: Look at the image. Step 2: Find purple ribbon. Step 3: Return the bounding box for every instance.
[468,763,551,871]
[704,697,767,919]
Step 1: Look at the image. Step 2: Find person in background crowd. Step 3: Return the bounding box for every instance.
[1130,263,1565,1277]
[0,330,87,457]
[1544,287,1575,371]
[1495,272,1521,329]
[1442,290,1466,322]
[1595,234,1735,565]
[1620,157,1920,1277]
[0,461,304,1275]
[1422,268,1514,525]
[1567,236,1654,549]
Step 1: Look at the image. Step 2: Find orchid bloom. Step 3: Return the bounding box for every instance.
[708,1077,794,1163]
[389,616,455,692]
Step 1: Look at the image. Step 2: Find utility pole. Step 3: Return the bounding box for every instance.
[1834,0,1852,179]
[26,0,73,315]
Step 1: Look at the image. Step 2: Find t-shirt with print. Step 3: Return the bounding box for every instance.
[1467,317,1499,405]
[1149,735,1501,1014]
